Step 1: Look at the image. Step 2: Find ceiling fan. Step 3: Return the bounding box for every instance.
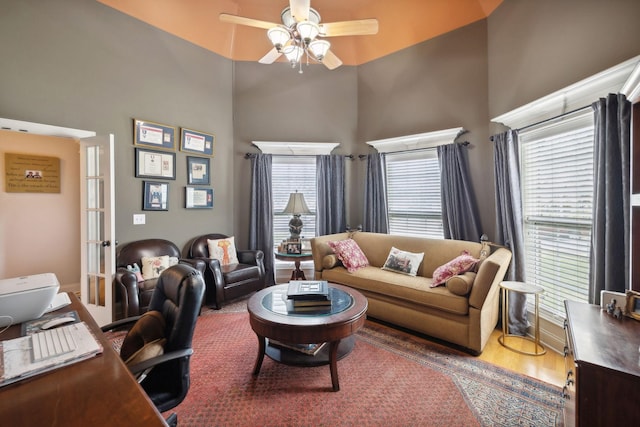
[220,0,379,72]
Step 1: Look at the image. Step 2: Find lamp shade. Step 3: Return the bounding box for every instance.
[309,39,330,60]
[267,26,291,51]
[296,21,319,43]
[283,45,303,64]
[282,192,311,215]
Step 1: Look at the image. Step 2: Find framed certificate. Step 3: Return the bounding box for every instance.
[143,181,169,211]
[187,156,210,185]
[180,128,215,156]
[134,119,176,151]
[185,187,214,209]
[135,148,176,180]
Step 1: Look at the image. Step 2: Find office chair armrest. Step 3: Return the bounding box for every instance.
[128,348,194,376]
[100,315,142,333]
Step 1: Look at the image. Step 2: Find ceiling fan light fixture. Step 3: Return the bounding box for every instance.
[309,39,330,60]
[296,21,319,44]
[267,26,290,51]
[283,45,303,66]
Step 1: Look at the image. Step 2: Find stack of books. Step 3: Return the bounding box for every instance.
[286,280,331,313]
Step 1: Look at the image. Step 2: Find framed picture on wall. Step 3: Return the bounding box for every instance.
[187,156,210,185]
[185,187,213,209]
[143,181,169,211]
[180,128,215,156]
[133,119,177,151]
[135,148,176,180]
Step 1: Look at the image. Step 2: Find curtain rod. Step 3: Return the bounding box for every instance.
[244,153,354,159]
[490,104,592,141]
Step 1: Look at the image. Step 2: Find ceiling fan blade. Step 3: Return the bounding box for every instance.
[219,13,277,30]
[320,19,379,37]
[322,50,342,70]
[259,47,282,65]
[289,0,310,22]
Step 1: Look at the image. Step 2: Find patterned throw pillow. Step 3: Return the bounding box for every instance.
[328,239,369,273]
[141,255,171,281]
[207,236,239,266]
[431,251,479,287]
[381,247,424,277]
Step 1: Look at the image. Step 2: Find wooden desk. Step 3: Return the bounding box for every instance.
[0,293,167,427]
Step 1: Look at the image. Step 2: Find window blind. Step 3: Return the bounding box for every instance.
[272,156,317,246]
[520,111,594,318]
[385,149,444,238]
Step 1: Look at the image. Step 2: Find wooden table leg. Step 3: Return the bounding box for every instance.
[252,335,266,376]
[329,340,340,391]
[290,260,306,280]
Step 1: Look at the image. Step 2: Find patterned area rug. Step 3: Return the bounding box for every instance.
[168,298,564,426]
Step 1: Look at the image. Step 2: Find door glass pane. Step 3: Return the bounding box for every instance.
[86,178,104,209]
[86,145,102,177]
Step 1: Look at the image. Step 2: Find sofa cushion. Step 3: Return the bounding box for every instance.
[431,251,479,287]
[446,272,476,296]
[381,247,424,276]
[221,263,261,283]
[322,266,469,315]
[328,239,369,273]
[208,236,239,265]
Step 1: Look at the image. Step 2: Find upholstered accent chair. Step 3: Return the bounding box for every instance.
[102,264,205,427]
[114,239,205,318]
[187,233,266,309]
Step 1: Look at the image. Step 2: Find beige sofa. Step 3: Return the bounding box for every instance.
[310,232,512,354]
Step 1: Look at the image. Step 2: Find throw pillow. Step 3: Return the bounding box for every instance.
[431,251,479,287]
[207,236,239,266]
[124,338,166,367]
[120,310,166,362]
[381,247,424,276]
[141,255,170,281]
[445,271,477,296]
[322,254,341,269]
[327,239,369,273]
[127,263,145,282]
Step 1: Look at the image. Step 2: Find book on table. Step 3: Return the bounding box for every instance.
[286,280,330,301]
[268,339,327,356]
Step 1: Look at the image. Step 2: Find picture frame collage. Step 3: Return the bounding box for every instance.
[133,119,215,210]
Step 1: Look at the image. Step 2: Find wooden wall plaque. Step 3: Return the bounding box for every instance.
[4,153,61,193]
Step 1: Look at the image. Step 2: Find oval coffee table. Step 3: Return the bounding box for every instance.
[247,283,367,391]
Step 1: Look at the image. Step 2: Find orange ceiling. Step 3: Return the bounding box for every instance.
[98,0,503,66]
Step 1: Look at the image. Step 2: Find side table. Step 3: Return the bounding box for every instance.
[275,252,313,280]
[499,281,546,356]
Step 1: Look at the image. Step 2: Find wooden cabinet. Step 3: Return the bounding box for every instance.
[563,300,640,426]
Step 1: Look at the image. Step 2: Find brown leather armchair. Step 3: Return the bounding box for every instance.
[114,239,205,318]
[187,233,265,309]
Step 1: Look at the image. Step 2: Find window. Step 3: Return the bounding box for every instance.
[519,110,594,318]
[272,156,316,246]
[385,149,444,238]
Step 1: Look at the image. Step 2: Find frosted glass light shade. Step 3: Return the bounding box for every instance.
[296,21,319,43]
[267,26,291,51]
[283,45,303,64]
[309,40,330,60]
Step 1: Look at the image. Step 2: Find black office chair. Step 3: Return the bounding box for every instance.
[102,264,205,426]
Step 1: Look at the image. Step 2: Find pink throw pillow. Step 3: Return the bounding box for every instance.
[328,239,369,273]
[431,251,479,287]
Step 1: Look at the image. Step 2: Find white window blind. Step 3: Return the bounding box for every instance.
[272,156,316,246]
[385,149,444,238]
[520,110,594,318]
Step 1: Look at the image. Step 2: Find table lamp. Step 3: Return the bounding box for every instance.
[282,191,311,240]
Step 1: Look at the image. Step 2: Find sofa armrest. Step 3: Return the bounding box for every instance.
[179,258,206,275]
[310,233,349,274]
[237,250,265,278]
[113,267,140,318]
[468,247,512,309]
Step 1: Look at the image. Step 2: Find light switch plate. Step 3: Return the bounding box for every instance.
[133,214,145,225]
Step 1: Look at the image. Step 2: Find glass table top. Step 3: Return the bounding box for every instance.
[261,285,354,317]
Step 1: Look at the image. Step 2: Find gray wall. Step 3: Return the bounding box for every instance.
[1,0,639,260]
[0,0,234,254]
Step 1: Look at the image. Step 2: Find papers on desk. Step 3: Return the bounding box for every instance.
[0,321,103,388]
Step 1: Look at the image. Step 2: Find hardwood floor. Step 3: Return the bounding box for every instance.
[276,261,567,388]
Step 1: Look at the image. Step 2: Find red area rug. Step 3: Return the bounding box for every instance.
[169,308,564,426]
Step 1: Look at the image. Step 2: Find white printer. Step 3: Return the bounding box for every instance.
[0,273,60,327]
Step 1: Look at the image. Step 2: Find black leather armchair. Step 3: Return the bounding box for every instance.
[114,239,205,318]
[103,264,205,426]
[187,233,265,309]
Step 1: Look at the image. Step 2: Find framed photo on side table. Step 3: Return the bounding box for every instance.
[133,119,176,151]
[187,156,210,185]
[625,290,640,320]
[135,148,176,180]
[185,187,214,209]
[143,181,169,211]
[180,128,215,156]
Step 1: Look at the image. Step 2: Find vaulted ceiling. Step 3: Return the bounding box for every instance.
[98,0,503,66]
